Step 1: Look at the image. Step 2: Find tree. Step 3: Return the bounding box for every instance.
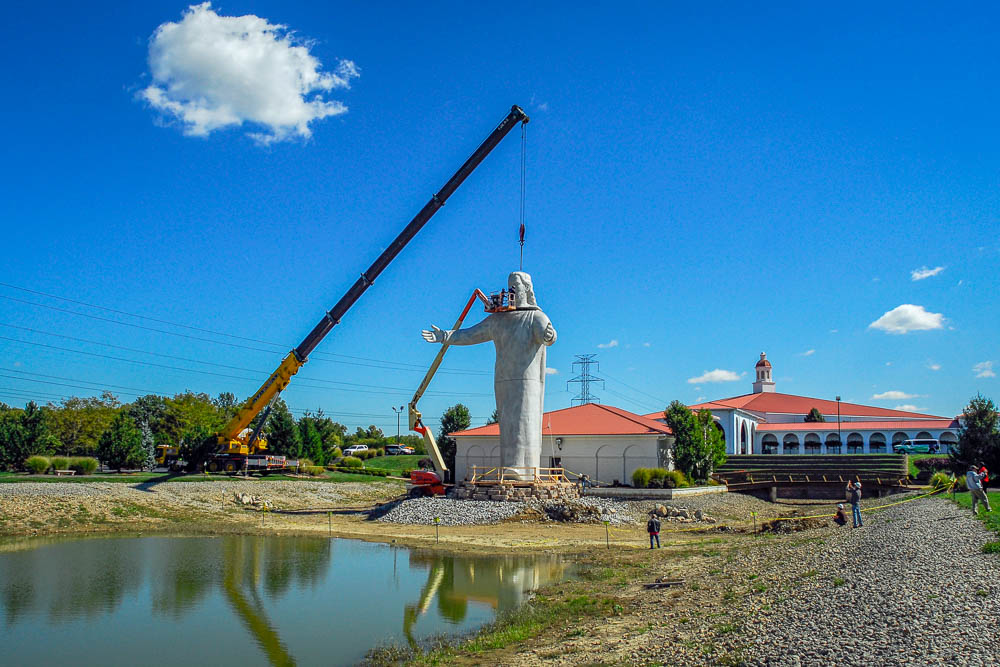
[438,404,471,474]
[664,401,725,483]
[299,418,324,465]
[47,392,119,456]
[138,421,156,471]
[97,412,144,471]
[267,400,302,458]
[951,394,1000,474]
[0,408,26,470]
[486,408,500,425]
[128,394,170,448]
[165,391,222,443]
[179,425,215,472]
[804,407,826,423]
[213,392,239,423]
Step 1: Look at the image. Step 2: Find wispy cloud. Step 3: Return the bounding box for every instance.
[974,361,996,378]
[927,362,941,371]
[544,367,558,375]
[830,329,839,334]
[894,404,922,412]
[597,339,619,349]
[695,396,706,402]
[911,266,945,281]
[643,342,651,348]
[799,349,815,357]
[687,369,741,384]
[869,304,945,334]
[872,390,918,400]
[140,3,358,144]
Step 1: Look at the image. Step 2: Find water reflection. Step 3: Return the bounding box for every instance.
[0,536,569,666]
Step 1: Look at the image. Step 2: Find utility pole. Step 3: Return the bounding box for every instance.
[567,354,605,406]
[392,405,405,445]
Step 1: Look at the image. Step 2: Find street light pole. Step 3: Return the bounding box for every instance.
[836,396,842,451]
[392,405,405,446]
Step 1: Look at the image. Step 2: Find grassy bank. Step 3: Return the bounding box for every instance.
[950,490,1000,552]
[0,470,401,485]
[364,455,423,474]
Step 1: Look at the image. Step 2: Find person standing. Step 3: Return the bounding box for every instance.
[847,480,863,528]
[967,465,992,515]
[647,512,661,549]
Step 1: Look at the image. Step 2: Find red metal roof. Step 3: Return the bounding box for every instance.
[683,392,945,419]
[757,419,959,432]
[451,403,673,437]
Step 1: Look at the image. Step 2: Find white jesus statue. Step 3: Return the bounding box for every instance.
[422,272,557,472]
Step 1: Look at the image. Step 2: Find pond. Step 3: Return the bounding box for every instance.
[0,535,571,666]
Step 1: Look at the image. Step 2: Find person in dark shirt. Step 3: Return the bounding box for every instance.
[646,512,661,549]
[834,503,848,526]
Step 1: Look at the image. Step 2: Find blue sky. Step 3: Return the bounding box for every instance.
[1,1,997,431]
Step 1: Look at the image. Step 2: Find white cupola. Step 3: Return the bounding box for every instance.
[752,352,775,393]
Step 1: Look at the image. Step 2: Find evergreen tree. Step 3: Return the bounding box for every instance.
[139,421,155,471]
[804,407,826,422]
[0,409,27,470]
[486,408,500,425]
[438,404,471,474]
[951,394,1000,473]
[299,418,324,465]
[97,412,144,471]
[267,400,302,458]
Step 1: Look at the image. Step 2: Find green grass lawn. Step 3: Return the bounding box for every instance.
[0,470,400,485]
[363,454,424,474]
[950,490,1000,552]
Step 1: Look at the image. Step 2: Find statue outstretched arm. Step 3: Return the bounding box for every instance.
[422,317,494,346]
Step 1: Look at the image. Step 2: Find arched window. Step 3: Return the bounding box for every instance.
[826,433,842,454]
[761,434,778,455]
[869,433,886,454]
[940,431,958,454]
[892,432,909,451]
[740,423,749,455]
[782,433,800,455]
[804,433,821,454]
[915,431,934,440]
[847,432,864,454]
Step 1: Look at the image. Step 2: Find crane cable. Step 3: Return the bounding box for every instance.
[518,122,527,270]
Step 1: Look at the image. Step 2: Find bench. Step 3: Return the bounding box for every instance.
[54,469,76,476]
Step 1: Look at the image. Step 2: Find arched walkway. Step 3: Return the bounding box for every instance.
[762,434,778,455]
[804,433,821,454]
[869,433,886,454]
[847,432,864,454]
[826,433,841,454]
[783,433,800,455]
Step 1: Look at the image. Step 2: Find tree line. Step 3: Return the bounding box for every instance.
[0,391,427,471]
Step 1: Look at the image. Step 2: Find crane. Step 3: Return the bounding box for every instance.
[200,105,530,474]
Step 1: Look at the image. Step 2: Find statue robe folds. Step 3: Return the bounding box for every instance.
[442,307,556,472]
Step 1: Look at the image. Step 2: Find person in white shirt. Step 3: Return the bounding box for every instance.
[966,465,992,515]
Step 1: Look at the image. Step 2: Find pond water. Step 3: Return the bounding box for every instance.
[0,535,571,666]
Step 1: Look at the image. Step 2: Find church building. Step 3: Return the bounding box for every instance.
[646,353,960,456]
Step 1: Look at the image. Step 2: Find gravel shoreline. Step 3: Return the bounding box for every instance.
[735,497,1000,666]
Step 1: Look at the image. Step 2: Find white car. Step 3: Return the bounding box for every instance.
[343,445,369,456]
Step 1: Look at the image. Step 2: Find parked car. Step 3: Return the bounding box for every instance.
[893,439,940,455]
[385,445,404,455]
[343,445,369,456]
[400,446,416,454]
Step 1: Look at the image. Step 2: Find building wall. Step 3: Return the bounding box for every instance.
[454,434,672,485]
[754,427,958,454]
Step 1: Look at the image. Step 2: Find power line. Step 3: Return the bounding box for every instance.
[0,283,490,375]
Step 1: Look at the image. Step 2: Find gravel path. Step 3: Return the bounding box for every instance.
[742,497,1000,666]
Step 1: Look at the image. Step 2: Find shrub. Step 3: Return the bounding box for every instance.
[663,470,690,489]
[915,457,951,472]
[25,455,50,474]
[418,458,434,470]
[930,472,955,490]
[342,456,363,468]
[50,456,70,471]
[302,466,325,477]
[298,458,314,468]
[68,457,99,475]
[632,468,653,488]
[329,447,342,460]
[646,478,663,489]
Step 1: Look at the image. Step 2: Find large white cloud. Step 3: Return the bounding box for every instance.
[687,369,741,384]
[141,3,358,143]
[868,304,945,334]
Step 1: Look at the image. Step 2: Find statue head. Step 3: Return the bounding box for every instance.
[507,271,537,308]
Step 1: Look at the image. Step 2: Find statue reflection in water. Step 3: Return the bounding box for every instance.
[403,552,568,647]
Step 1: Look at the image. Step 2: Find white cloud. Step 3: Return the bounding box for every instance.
[868,304,945,334]
[544,367,558,375]
[974,361,996,378]
[687,369,741,384]
[830,329,839,334]
[597,339,619,349]
[872,390,918,400]
[643,342,651,348]
[894,404,922,412]
[911,266,945,281]
[927,362,941,371]
[695,396,706,402]
[799,349,815,357]
[141,3,358,143]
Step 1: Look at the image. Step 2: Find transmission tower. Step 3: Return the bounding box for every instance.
[567,354,605,406]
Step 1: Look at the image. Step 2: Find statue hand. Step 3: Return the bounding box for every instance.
[543,322,557,344]
[422,325,446,343]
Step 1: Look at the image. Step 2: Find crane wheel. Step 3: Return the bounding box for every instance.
[409,486,425,499]
[207,461,220,473]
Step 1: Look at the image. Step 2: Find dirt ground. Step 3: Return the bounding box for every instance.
[0,477,910,665]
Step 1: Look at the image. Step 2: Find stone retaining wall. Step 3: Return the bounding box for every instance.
[452,481,581,502]
[583,485,727,500]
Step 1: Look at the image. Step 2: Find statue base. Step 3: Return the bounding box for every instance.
[453,481,581,503]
